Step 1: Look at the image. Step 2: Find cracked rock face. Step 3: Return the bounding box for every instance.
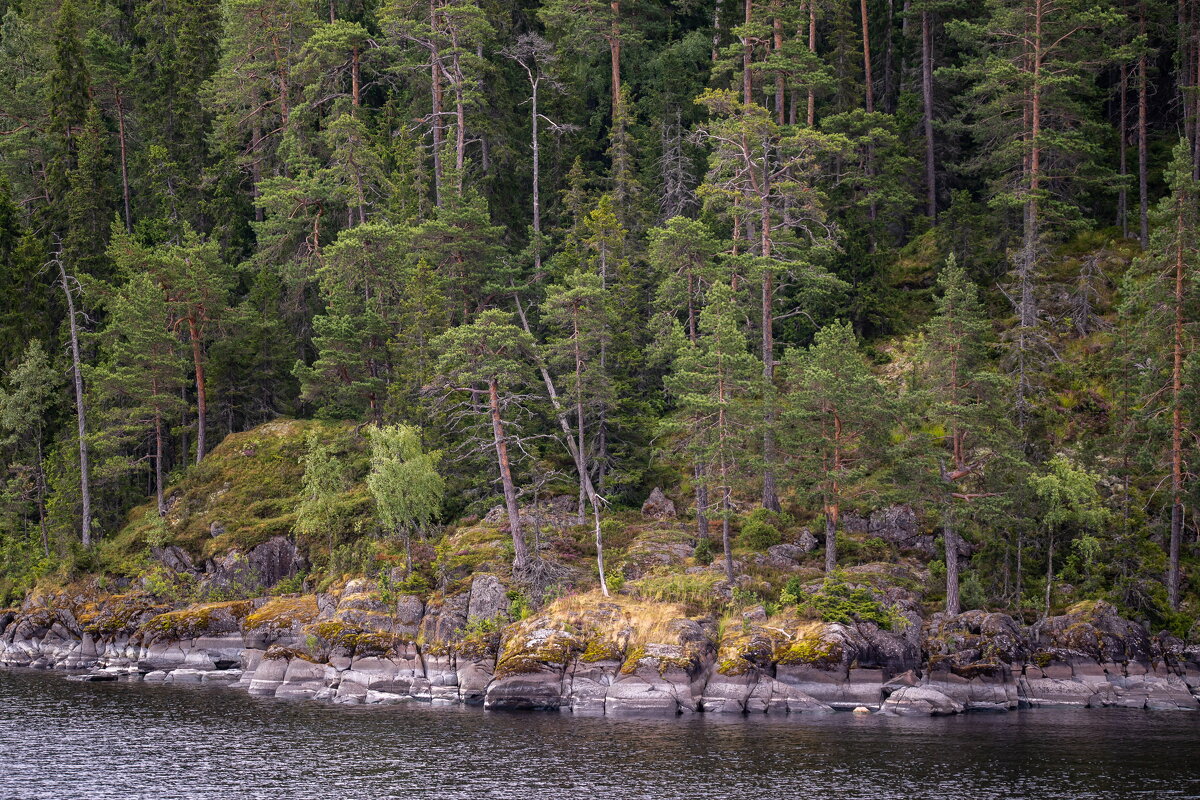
[3,584,1197,717]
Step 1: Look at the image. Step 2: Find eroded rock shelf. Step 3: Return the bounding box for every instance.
[3,578,1198,717]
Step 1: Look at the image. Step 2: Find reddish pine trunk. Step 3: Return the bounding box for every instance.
[860,0,874,113]
[610,1,622,119]
[921,10,936,220]
[187,314,208,464]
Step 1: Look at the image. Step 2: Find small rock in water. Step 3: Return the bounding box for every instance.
[852,706,872,714]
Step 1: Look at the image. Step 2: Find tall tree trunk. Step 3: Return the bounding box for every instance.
[712,0,723,63]
[1118,59,1128,237]
[573,312,609,596]
[921,10,936,220]
[35,438,48,557]
[531,80,542,273]
[807,0,817,126]
[187,314,208,464]
[115,93,132,232]
[1043,531,1054,619]
[488,379,528,569]
[1168,202,1186,610]
[154,410,166,516]
[944,509,960,615]
[430,1,445,208]
[760,201,780,512]
[774,5,785,124]
[1014,5,1043,435]
[743,0,754,105]
[610,1,622,120]
[882,0,895,112]
[1138,5,1149,247]
[860,0,874,112]
[57,256,92,548]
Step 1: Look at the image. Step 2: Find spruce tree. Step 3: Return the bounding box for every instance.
[0,340,58,555]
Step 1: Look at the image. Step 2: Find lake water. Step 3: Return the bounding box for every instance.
[1,669,1198,800]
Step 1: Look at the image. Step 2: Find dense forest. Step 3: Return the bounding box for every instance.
[0,0,1196,633]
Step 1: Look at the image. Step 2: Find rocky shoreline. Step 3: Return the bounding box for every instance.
[2,574,1198,717]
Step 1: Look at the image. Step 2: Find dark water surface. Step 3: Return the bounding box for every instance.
[1,669,1198,800]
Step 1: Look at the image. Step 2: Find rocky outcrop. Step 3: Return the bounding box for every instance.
[842,505,937,556]
[640,488,677,520]
[3,583,1197,717]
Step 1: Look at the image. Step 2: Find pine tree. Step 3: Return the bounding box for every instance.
[108,227,230,464]
[918,259,1019,614]
[432,310,539,570]
[948,0,1124,435]
[541,268,613,593]
[663,281,759,582]
[1120,141,1199,610]
[295,222,406,420]
[90,274,187,516]
[781,320,893,573]
[695,88,846,512]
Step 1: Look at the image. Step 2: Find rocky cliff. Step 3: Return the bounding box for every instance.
[3,579,1197,716]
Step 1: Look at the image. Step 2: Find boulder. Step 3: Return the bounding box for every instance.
[640,488,677,520]
[882,685,965,716]
[842,505,935,556]
[764,543,810,567]
[467,574,508,622]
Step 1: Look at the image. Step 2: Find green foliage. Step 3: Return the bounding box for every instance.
[693,537,715,566]
[784,572,904,631]
[739,518,782,550]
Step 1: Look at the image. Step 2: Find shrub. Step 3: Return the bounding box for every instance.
[739,519,782,550]
[784,571,905,631]
[693,537,715,565]
[507,589,531,620]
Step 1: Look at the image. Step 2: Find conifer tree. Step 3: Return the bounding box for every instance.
[541,268,613,593]
[90,274,187,516]
[432,310,539,570]
[1120,141,1199,610]
[62,104,116,282]
[663,281,759,582]
[695,88,845,512]
[948,0,1123,434]
[108,227,230,463]
[918,260,1019,614]
[0,340,58,555]
[781,320,893,573]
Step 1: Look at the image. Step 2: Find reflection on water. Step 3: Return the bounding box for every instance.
[0,669,1198,800]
